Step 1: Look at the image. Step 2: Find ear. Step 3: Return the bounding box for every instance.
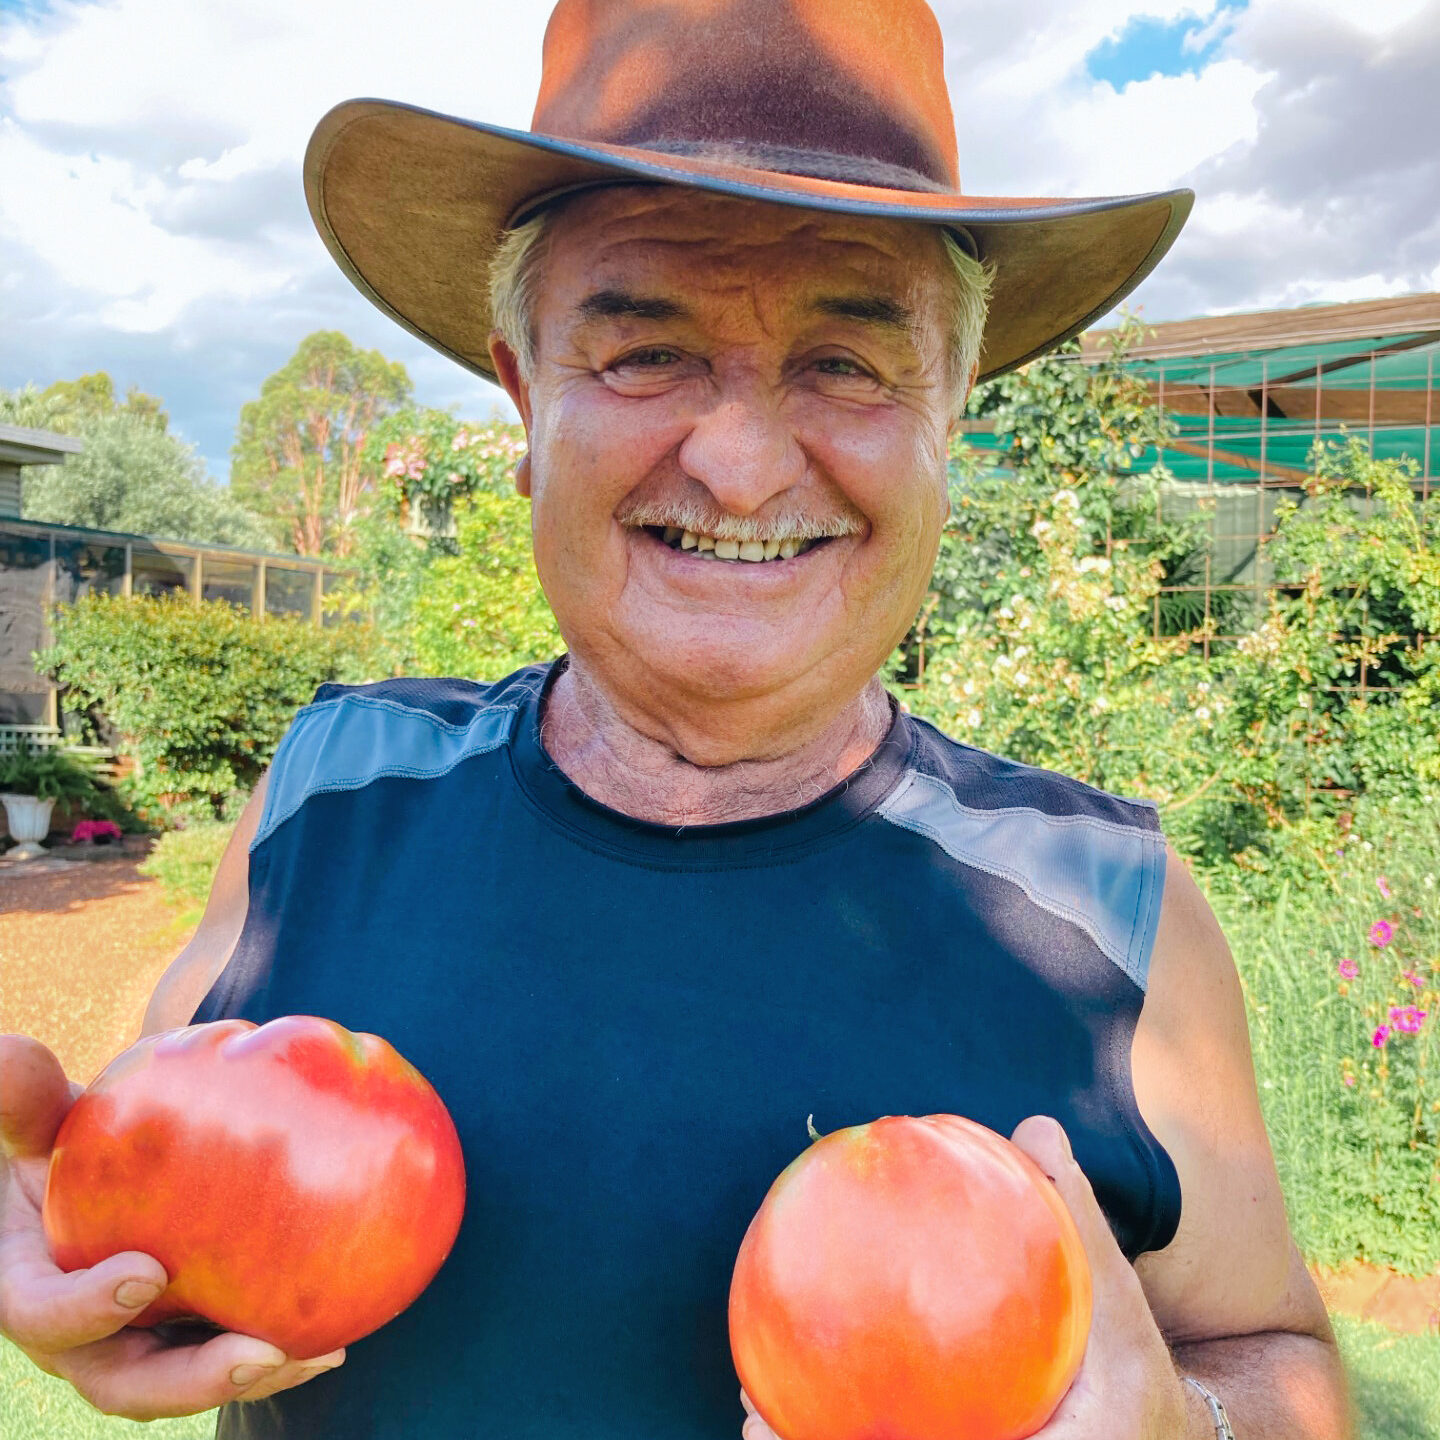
[489,331,534,498]
[946,359,979,441]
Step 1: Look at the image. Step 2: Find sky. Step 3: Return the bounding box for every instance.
[1,0,1437,479]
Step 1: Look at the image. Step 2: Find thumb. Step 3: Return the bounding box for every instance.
[0,1036,80,1160]
[1009,1115,1129,1277]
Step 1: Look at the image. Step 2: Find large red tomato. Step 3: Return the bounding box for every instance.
[729,1114,1091,1440]
[43,1016,466,1359]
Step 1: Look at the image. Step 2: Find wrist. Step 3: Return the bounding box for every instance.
[1182,1375,1236,1440]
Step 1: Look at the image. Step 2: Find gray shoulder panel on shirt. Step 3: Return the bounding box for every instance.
[876,768,1167,992]
[253,692,518,851]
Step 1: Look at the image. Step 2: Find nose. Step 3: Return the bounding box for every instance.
[676,382,806,516]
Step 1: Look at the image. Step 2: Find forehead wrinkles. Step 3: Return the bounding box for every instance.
[547,193,947,317]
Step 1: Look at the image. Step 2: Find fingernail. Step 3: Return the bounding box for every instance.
[297,1361,342,1382]
[115,1280,164,1309]
[230,1363,281,1388]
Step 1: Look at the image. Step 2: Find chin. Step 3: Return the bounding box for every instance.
[623,635,810,707]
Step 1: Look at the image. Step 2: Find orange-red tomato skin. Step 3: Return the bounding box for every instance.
[43,1016,466,1358]
[730,1114,1092,1440]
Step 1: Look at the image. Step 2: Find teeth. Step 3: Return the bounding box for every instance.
[680,530,698,549]
[652,526,821,561]
[697,534,716,552]
[713,539,740,560]
[763,538,781,560]
[739,540,766,562]
[779,538,798,559]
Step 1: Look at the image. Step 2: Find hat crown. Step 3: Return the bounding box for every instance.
[532,0,961,194]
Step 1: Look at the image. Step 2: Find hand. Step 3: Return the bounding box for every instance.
[1003,1116,1193,1439]
[0,1034,345,1420]
[737,1116,1196,1440]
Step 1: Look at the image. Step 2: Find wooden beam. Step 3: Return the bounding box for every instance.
[1149,385,1440,424]
[1161,438,1313,485]
[1081,294,1440,361]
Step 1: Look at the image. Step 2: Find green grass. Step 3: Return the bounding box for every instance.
[1205,806,1440,1275]
[4,1322,1438,1438]
[1334,1314,1440,1438]
[1,1336,214,1438]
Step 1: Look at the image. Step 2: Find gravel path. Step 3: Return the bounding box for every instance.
[0,851,197,1084]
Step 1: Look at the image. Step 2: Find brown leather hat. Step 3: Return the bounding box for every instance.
[305,0,1192,384]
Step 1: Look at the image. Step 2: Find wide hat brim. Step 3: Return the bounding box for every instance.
[305,98,1193,385]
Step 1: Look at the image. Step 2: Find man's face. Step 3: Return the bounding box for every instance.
[493,186,962,751]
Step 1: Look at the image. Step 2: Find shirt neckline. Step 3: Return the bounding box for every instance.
[506,658,916,866]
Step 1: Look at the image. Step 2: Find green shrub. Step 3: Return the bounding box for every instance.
[139,820,237,913]
[38,595,382,820]
[0,743,104,803]
[409,488,561,680]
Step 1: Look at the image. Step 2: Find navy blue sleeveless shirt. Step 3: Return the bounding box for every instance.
[195,659,1180,1439]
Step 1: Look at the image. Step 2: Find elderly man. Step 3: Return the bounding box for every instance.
[1,1,1352,1437]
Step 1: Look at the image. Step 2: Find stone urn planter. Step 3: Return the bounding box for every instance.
[1,793,57,860]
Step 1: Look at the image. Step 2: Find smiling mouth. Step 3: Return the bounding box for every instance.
[637,525,830,563]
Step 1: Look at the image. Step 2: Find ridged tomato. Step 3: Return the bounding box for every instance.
[729,1114,1091,1440]
[43,1016,466,1359]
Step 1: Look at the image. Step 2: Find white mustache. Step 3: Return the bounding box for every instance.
[615,500,863,545]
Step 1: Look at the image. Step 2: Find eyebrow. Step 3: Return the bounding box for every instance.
[575,289,689,323]
[811,294,916,332]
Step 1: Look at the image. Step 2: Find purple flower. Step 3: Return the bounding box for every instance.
[1392,1007,1428,1035]
[1372,1025,1393,1048]
[1403,970,1424,989]
[1337,958,1360,980]
[1369,920,1394,948]
[1376,876,1392,899]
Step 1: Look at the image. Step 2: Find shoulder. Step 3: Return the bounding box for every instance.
[255,664,551,849]
[880,713,1167,991]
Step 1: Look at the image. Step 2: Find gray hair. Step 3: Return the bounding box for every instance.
[489,202,992,419]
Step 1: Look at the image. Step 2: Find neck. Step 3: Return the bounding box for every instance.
[539,658,894,826]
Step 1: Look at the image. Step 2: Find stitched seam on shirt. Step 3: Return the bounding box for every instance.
[900,771,1155,841]
[253,717,516,851]
[879,807,1133,978]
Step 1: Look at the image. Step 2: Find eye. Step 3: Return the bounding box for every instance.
[614,347,684,369]
[813,355,870,377]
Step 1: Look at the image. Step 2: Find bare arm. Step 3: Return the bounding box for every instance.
[1129,847,1352,1439]
[142,772,268,1036]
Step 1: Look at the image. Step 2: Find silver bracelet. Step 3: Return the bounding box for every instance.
[1184,1376,1236,1440]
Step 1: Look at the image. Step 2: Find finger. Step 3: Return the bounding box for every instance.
[1,1245,170,1353]
[57,1328,319,1421]
[1009,1116,1132,1281]
[0,1036,77,1159]
[232,1347,346,1402]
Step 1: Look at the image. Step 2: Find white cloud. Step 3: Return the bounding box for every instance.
[0,0,1435,471]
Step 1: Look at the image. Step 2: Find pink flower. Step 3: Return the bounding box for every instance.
[70,819,121,844]
[1403,970,1424,989]
[1391,1007,1428,1034]
[1343,1073,1357,1088]
[1376,875,1392,899]
[1372,1025,1393,1048]
[1368,920,1394,948]
[1337,958,1360,980]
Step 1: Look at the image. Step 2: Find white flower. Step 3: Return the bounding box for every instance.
[995,654,1014,669]
[1014,671,1030,688]
[1092,695,1110,712]
[1013,645,1030,660]
[1030,519,1053,538]
[1105,596,1127,611]
[966,708,982,728]
[962,679,976,697]
[1077,556,1111,574]
[1196,706,1211,722]
[1196,681,1210,694]
[1424,874,1436,888]
[1053,489,1078,509]
[1018,614,1032,630]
